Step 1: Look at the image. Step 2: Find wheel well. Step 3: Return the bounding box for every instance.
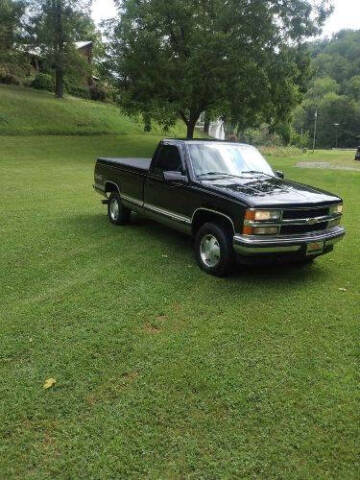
[192,210,234,236]
[105,182,120,195]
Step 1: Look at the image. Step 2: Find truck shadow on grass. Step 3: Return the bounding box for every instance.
[69,212,330,284]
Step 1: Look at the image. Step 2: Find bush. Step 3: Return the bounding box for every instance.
[0,72,21,85]
[64,79,109,102]
[0,66,21,85]
[66,84,90,99]
[89,84,107,102]
[291,130,311,149]
[261,146,304,158]
[241,125,283,147]
[31,73,54,92]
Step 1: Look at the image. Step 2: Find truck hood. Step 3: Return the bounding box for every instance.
[199,175,341,208]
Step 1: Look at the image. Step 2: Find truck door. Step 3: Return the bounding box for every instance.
[144,144,192,232]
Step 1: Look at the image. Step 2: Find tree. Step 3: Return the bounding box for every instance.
[0,0,25,50]
[308,77,340,100]
[310,30,360,88]
[294,93,360,148]
[29,0,94,98]
[110,0,332,138]
[345,75,360,102]
[292,30,360,148]
[0,0,27,77]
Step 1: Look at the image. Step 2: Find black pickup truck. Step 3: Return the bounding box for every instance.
[94,139,345,276]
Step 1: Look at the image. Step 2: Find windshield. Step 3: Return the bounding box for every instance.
[188,144,274,178]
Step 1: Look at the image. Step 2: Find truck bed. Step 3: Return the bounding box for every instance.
[97,157,151,172]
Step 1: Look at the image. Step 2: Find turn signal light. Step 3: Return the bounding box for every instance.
[243,225,254,235]
[244,210,256,221]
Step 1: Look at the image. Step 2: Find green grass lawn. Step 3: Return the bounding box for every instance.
[0,133,359,479]
[0,85,188,137]
[263,146,360,171]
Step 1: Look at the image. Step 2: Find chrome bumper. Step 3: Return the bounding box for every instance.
[233,226,345,256]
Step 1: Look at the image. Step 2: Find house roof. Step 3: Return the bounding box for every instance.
[75,41,93,49]
[27,41,93,57]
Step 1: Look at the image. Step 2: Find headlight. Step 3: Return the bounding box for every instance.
[243,209,282,235]
[330,203,343,214]
[245,209,282,221]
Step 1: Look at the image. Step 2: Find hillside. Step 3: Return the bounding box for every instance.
[293,30,360,148]
[0,85,188,137]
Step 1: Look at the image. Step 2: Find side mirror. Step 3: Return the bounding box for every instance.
[163,171,189,184]
[275,170,284,179]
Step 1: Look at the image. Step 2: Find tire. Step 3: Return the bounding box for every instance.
[107,192,131,225]
[195,222,235,276]
[297,257,315,265]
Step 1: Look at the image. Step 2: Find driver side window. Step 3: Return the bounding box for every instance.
[152,145,183,176]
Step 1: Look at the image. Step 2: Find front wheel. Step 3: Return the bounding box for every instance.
[297,257,316,265]
[107,193,131,225]
[195,222,235,276]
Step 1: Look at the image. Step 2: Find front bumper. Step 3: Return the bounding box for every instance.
[233,226,345,256]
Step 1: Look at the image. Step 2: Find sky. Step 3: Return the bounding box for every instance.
[91,0,360,37]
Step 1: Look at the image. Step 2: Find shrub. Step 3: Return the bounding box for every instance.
[241,125,283,147]
[0,72,21,85]
[0,66,21,85]
[291,130,311,149]
[31,73,54,91]
[66,84,91,99]
[89,84,107,102]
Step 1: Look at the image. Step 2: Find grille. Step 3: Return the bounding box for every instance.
[282,207,330,219]
[280,206,331,235]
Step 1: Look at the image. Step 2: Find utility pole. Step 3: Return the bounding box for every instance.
[312,109,318,153]
[333,123,340,149]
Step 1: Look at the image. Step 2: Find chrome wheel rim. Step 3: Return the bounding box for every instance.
[110,198,119,221]
[200,234,221,268]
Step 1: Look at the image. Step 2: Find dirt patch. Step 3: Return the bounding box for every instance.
[121,371,139,381]
[296,161,360,172]
[143,323,162,334]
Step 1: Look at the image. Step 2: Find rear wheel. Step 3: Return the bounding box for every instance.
[195,222,235,276]
[108,193,131,225]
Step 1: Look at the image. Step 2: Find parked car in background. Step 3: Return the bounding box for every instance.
[355,146,360,161]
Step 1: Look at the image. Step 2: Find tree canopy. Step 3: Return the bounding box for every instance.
[0,0,27,76]
[28,0,95,97]
[293,30,360,148]
[110,0,332,138]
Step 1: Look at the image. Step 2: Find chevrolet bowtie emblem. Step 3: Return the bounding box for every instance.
[307,218,317,225]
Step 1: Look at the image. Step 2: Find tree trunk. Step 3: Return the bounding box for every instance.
[55,0,64,99]
[179,110,200,139]
[204,112,210,135]
[186,121,196,139]
[55,68,64,98]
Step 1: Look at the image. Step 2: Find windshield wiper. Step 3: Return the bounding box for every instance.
[198,172,244,179]
[198,171,274,180]
[241,170,274,177]
[197,172,227,177]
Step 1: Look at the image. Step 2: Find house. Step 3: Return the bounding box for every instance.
[74,41,93,65]
[28,41,95,86]
[28,41,93,72]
